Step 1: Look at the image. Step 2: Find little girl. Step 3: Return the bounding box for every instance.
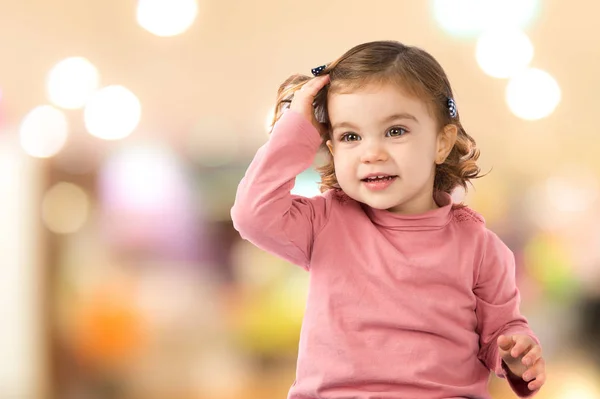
[231,41,546,399]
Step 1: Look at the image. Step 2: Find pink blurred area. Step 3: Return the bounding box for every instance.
[1,1,600,399]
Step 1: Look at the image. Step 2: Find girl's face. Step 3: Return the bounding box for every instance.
[326,82,456,215]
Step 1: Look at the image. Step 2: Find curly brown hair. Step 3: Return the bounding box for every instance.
[271,40,482,196]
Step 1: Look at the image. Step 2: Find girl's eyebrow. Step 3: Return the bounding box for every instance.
[381,112,419,124]
[331,121,359,131]
[331,112,419,131]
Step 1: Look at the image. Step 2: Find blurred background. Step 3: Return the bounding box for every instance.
[1,0,599,398]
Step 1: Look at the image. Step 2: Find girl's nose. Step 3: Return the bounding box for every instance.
[360,141,389,164]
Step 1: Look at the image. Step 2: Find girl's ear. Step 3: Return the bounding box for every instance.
[436,124,458,164]
[326,140,334,155]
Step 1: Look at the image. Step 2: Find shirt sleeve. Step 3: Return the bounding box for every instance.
[230,110,331,270]
[474,229,541,397]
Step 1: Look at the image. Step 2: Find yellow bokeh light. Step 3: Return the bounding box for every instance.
[84,85,141,140]
[42,182,90,234]
[476,28,534,78]
[506,68,561,120]
[136,0,199,37]
[46,57,99,109]
[433,0,540,37]
[19,105,69,158]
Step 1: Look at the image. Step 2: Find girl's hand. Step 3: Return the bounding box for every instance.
[289,75,330,135]
[498,334,546,391]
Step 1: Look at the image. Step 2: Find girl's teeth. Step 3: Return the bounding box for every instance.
[366,176,393,181]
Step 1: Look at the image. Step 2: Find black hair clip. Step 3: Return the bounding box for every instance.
[311,64,327,76]
[447,98,457,119]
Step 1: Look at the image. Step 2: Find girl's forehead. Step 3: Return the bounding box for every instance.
[327,80,437,119]
[328,83,426,109]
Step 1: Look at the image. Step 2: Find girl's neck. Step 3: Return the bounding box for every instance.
[387,189,440,215]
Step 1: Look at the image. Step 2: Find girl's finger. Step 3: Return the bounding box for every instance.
[522,357,545,382]
[299,75,330,97]
[510,336,533,358]
[522,345,542,366]
[497,335,514,353]
[527,372,546,391]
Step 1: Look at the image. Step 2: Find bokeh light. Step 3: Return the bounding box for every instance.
[524,233,578,300]
[433,0,488,37]
[71,282,146,367]
[236,280,306,357]
[432,0,540,38]
[46,57,100,109]
[98,142,200,259]
[84,85,141,140]
[525,177,596,233]
[42,182,90,234]
[546,165,599,213]
[100,143,187,212]
[19,105,68,158]
[506,68,561,120]
[136,0,199,37]
[476,28,534,78]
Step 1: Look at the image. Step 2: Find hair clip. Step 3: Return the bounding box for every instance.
[447,98,457,119]
[311,64,327,76]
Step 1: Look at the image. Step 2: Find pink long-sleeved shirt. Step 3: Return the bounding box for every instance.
[231,110,539,399]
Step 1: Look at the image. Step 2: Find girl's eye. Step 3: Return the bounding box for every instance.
[341,133,361,142]
[386,127,407,137]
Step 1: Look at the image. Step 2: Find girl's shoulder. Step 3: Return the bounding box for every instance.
[451,204,486,226]
[450,206,493,252]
